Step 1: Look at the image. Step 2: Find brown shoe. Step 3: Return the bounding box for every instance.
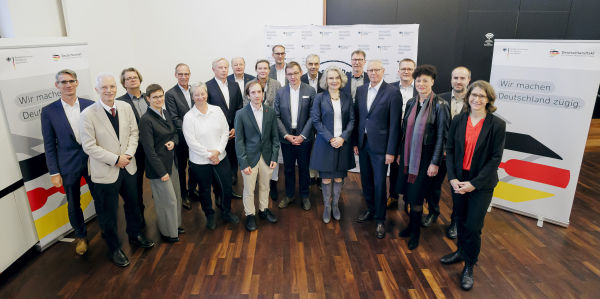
[386,196,398,208]
[75,238,88,255]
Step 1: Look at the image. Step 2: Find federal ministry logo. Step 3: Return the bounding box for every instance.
[549,50,560,57]
[484,33,494,47]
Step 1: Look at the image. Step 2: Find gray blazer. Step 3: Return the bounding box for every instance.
[274,82,316,143]
[234,104,280,170]
[245,78,281,107]
[269,64,289,85]
[80,101,138,184]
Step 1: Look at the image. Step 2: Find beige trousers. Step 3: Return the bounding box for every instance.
[242,156,274,215]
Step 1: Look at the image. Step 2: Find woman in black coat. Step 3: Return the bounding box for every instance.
[396,65,450,250]
[440,80,506,291]
[139,84,182,243]
[310,66,355,223]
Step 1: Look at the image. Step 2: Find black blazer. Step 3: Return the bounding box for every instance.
[274,82,316,143]
[206,78,244,128]
[234,104,280,169]
[165,84,193,137]
[342,71,369,98]
[116,93,149,123]
[399,94,450,166]
[139,109,179,179]
[300,72,324,93]
[437,91,451,102]
[227,73,256,89]
[446,112,506,190]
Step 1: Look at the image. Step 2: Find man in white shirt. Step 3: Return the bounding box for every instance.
[300,54,324,93]
[269,44,288,86]
[227,57,255,94]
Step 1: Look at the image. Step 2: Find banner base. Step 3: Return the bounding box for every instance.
[491,203,569,228]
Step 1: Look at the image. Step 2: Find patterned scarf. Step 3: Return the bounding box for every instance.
[403,92,434,183]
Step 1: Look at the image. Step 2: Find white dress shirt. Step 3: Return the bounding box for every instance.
[178,84,192,108]
[332,98,342,137]
[216,78,230,108]
[289,85,300,129]
[251,103,264,134]
[450,90,465,119]
[276,67,286,87]
[308,74,319,92]
[367,80,383,112]
[100,100,116,114]
[399,81,414,115]
[61,98,82,144]
[182,104,229,165]
[234,75,245,95]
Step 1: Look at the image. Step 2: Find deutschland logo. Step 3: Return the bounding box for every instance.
[52,54,61,61]
[549,50,560,57]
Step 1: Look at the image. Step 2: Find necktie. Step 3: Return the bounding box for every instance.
[110,108,116,117]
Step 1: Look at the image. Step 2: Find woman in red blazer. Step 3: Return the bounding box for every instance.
[440,80,506,291]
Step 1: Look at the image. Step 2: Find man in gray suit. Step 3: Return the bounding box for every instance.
[274,61,316,210]
[270,44,288,86]
[235,81,280,231]
[80,73,154,267]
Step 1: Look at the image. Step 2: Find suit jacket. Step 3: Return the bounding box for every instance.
[438,91,451,102]
[234,104,280,169]
[116,93,149,123]
[446,112,506,190]
[165,84,193,139]
[139,108,179,179]
[80,101,139,184]
[353,81,402,155]
[270,64,289,85]
[41,98,94,176]
[227,73,255,91]
[274,82,316,143]
[399,94,450,166]
[245,78,281,107]
[309,91,356,171]
[300,72,324,93]
[206,78,243,129]
[342,71,370,98]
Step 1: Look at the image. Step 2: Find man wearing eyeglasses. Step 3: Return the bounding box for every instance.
[116,67,149,225]
[353,60,402,239]
[269,45,288,86]
[41,69,98,256]
[343,49,370,102]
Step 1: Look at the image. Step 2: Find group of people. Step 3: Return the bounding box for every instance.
[41,45,506,291]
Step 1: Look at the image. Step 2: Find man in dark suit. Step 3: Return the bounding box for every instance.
[116,67,148,224]
[165,63,197,210]
[81,73,154,267]
[269,44,288,86]
[342,49,369,101]
[274,62,316,210]
[206,58,244,191]
[300,54,324,93]
[354,60,402,239]
[227,57,255,93]
[388,58,416,209]
[41,69,97,256]
[432,66,471,239]
[235,81,280,231]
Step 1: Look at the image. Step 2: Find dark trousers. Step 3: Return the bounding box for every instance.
[62,163,96,238]
[189,159,233,215]
[358,136,388,224]
[134,147,145,219]
[453,172,494,264]
[93,169,143,252]
[225,139,238,179]
[175,139,198,196]
[388,162,400,199]
[281,140,312,198]
[424,157,447,214]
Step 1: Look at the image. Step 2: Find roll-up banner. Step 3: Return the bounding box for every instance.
[0,39,95,249]
[489,39,600,227]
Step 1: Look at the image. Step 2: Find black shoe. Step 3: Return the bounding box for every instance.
[301,197,311,210]
[310,177,317,185]
[182,197,192,210]
[222,211,240,224]
[206,214,216,230]
[258,208,278,223]
[161,234,179,243]
[232,191,242,199]
[178,227,185,234]
[356,210,373,223]
[270,180,278,201]
[421,212,439,227]
[129,234,155,249]
[245,215,257,231]
[460,263,474,290]
[446,221,458,239]
[109,249,130,267]
[376,223,385,239]
[440,250,464,265]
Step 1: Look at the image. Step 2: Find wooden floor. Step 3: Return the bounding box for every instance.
[1,120,599,298]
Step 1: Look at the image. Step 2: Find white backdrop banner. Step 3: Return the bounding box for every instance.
[489,39,600,226]
[0,39,95,249]
[264,24,419,82]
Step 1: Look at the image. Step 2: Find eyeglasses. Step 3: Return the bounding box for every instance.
[286,71,300,76]
[273,52,286,56]
[400,68,414,72]
[470,93,488,99]
[351,58,365,62]
[58,80,77,85]
[366,69,382,73]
